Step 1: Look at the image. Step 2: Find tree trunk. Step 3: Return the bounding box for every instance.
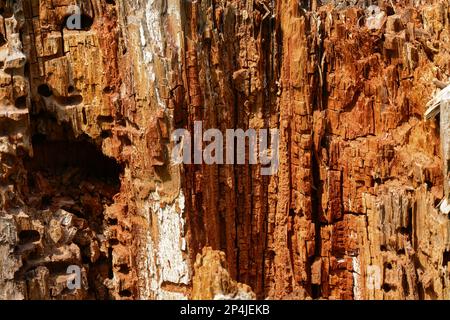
[0,0,449,300]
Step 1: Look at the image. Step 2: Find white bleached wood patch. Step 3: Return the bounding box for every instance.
[424,84,450,120]
[140,189,190,300]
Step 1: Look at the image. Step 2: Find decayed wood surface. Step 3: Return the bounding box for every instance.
[0,0,449,300]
